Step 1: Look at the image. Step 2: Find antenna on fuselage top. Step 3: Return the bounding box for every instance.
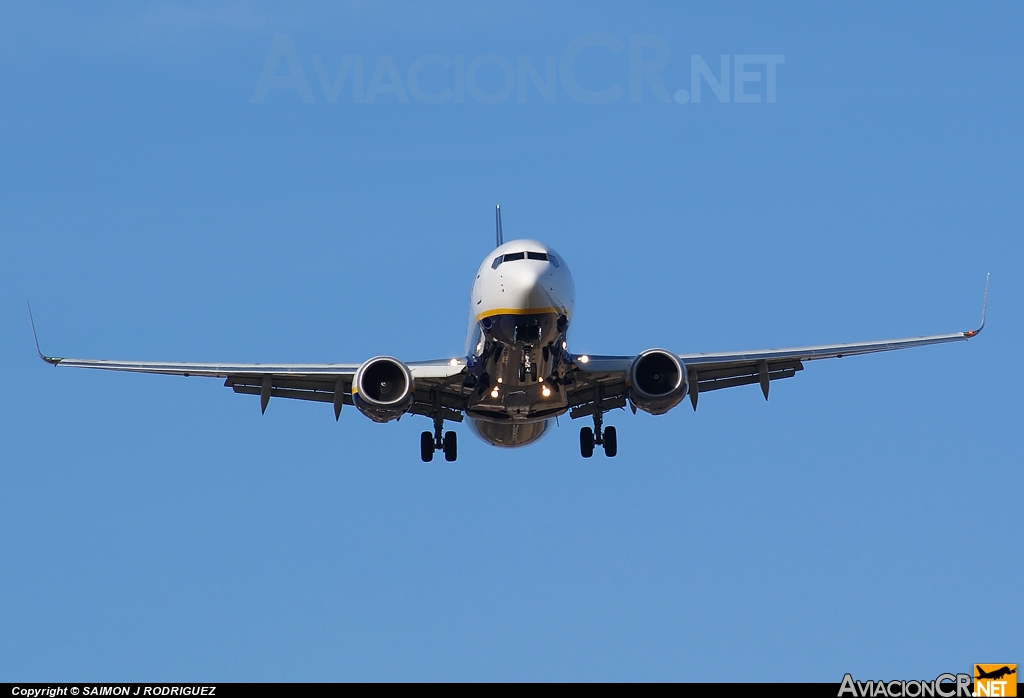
[495,205,503,248]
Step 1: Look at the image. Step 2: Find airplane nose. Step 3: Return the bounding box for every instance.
[505,263,554,310]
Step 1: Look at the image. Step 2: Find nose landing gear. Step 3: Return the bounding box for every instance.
[579,410,617,458]
[518,349,538,383]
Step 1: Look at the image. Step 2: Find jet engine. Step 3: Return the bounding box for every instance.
[628,349,688,415]
[352,356,414,423]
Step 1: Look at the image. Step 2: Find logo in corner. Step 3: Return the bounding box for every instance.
[975,664,1017,698]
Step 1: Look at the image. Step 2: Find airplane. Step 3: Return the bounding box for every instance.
[976,666,1016,681]
[29,206,988,462]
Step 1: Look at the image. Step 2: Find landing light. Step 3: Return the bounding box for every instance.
[579,355,590,364]
[449,358,459,366]
[497,377,503,383]
[541,386,551,397]
[490,387,499,398]
[562,341,567,350]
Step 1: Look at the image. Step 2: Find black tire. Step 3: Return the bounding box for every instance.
[420,431,434,462]
[603,426,617,457]
[443,431,458,462]
[580,427,595,458]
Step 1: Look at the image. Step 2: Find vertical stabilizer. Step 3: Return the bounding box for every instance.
[495,205,503,248]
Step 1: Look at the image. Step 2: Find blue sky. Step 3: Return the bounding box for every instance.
[1,1,1020,682]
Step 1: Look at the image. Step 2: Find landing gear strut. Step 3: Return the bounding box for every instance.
[580,410,617,458]
[421,413,458,462]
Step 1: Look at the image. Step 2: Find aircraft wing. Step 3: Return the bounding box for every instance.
[35,353,468,419]
[29,313,468,420]
[566,278,988,416]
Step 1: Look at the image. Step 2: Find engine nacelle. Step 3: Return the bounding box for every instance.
[628,349,688,415]
[352,356,414,423]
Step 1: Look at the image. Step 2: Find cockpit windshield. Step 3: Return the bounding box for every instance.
[491,251,557,269]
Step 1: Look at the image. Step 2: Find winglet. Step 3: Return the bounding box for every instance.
[963,273,989,338]
[495,204,503,248]
[27,303,62,365]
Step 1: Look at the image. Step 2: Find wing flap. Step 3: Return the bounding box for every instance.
[691,359,803,393]
[226,374,354,406]
[570,394,627,419]
[566,378,629,420]
[230,384,350,405]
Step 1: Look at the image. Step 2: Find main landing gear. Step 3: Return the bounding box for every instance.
[580,410,617,458]
[421,414,457,462]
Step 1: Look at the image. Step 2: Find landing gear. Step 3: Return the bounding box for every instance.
[580,426,595,458]
[518,349,537,383]
[443,431,458,462]
[422,413,458,462]
[420,431,434,462]
[603,426,617,457]
[579,411,617,458]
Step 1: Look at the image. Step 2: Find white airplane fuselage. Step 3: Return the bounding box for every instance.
[463,239,576,447]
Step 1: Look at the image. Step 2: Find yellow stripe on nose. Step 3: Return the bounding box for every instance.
[474,307,565,323]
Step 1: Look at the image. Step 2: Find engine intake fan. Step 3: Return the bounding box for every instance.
[628,349,688,415]
[353,356,414,423]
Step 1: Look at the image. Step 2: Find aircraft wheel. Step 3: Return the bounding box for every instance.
[420,431,434,462]
[580,427,594,458]
[443,431,458,462]
[603,426,617,457]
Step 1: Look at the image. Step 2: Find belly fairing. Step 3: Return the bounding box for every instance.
[467,418,551,447]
